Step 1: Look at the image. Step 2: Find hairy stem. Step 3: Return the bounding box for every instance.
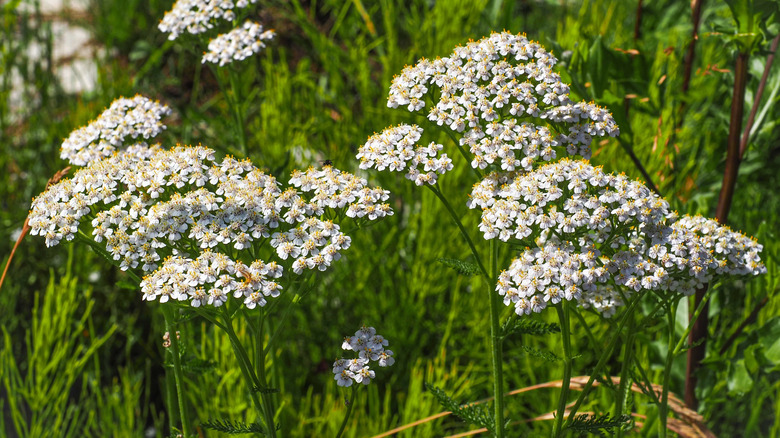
[489,238,505,437]
[220,307,275,436]
[552,302,572,438]
[616,314,636,438]
[659,299,678,437]
[162,305,190,437]
[335,385,359,438]
[426,185,489,279]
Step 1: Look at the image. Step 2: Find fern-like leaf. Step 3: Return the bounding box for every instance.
[201,419,267,435]
[564,413,631,437]
[436,258,481,277]
[424,382,494,432]
[520,345,559,362]
[501,316,560,340]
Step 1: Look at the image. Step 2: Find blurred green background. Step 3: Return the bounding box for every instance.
[2,0,779,436]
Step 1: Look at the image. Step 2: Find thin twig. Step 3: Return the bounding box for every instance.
[739,33,780,159]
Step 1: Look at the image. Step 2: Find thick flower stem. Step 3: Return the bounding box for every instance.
[335,385,359,438]
[162,305,190,437]
[552,302,572,438]
[220,307,276,437]
[488,238,506,437]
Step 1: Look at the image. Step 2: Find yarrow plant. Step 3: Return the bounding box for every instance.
[29,93,393,437]
[357,31,766,437]
[333,326,394,438]
[159,0,275,157]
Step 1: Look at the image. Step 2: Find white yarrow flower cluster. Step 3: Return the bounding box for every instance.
[202,21,275,66]
[378,31,619,173]
[484,159,766,317]
[29,145,392,309]
[357,124,453,186]
[60,95,171,166]
[333,326,394,387]
[289,165,394,220]
[158,0,258,40]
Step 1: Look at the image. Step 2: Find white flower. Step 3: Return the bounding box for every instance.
[357,124,452,186]
[31,141,392,310]
[202,21,275,66]
[373,32,620,175]
[60,95,170,166]
[332,326,394,387]
[158,0,258,40]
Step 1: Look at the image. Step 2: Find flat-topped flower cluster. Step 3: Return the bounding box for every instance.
[159,0,274,67]
[158,0,258,40]
[333,326,395,387]
[359,32,767,318]
[361,31,619,179]
[31,135,391,309]
[60,95,171,167]
[202,21,275,66]
[472,159,765,316]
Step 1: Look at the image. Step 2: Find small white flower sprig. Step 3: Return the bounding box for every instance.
[359,31,619,180]
[357,124,453,186]
[333,325,395,387]
[60,95,171,167]
[28,144,392,310]
[471,159,766,317]
[202,21,275,67]
[158,0,259,41]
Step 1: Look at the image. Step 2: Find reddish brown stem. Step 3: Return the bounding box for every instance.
[682,0,705,95]
[685,51,750,409]
[634,0,643,42]
[739,33,780,159]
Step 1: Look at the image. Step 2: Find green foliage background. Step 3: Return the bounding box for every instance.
[2,0,779,436]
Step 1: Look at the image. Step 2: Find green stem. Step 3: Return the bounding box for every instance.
[335,385,359,438]
[563,295,642,429]
[659,299,678,437]
[552,302,572,438]
[219,307,275,436]
[488,238,505,438]
[616,314,636,438]
[426,185,489,279]
[227,67,248,155]
[162,305,190,437]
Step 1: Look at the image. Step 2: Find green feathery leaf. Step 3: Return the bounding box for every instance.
[201,419,267,435]
[436,258,481,277]
[520,345,559,362]
[565,413,631,437]
[424,382,495,433]
[501,316,560,340]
